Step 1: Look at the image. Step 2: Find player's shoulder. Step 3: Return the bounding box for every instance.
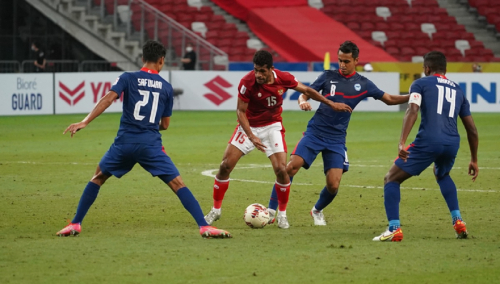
[240,70,255,86]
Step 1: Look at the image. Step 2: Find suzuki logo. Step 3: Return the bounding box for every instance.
[203,76,232,106]
[59,81,85,106]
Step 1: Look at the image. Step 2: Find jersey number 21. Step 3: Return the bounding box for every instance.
[436,85,456,118]
[134,90,159,123]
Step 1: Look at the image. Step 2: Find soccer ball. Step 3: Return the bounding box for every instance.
[243,203,270,228]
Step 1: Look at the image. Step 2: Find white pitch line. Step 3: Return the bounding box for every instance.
[5,161,500,170]
[201,165,497,193]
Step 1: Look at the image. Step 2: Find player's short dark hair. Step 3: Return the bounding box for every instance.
[338,41,359,59]
[424,51,447,73]
[253,50,273,69]
[142,40,166,63]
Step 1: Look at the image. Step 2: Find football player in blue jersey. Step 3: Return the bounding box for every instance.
[56,40,231,239]
[267,41,410,227]
[373,51,478,242]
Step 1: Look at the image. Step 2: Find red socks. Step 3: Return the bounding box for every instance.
[275,181,291,211]
[213,178,229,209]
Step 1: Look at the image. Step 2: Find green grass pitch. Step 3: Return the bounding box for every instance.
[1,111,499,283]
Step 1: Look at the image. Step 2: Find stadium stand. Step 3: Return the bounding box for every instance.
[321,0,500,62]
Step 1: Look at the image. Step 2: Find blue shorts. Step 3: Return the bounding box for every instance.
[291,133,349,174]
[395,142,459,178]
[99,143,180,183]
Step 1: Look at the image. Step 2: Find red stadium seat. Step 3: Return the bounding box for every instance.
[400,47,416,56]
[347,22,361,30]
[385,47,400,56]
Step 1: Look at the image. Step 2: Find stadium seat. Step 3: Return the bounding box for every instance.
[411,55,424,62]
[372,31,388,47]
[455,40,471,57]
[191,22,207,37]
[401,47,415,56]
[247,39,264,50]
[187,0,203,10]
[386,46,400,55]
[421,23,436,39]
[375,7,391,21]
[308,0,324,9]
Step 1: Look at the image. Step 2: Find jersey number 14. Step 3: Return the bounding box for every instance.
[436,85,456,118]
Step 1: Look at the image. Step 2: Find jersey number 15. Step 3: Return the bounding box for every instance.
[436,85,456,118]
[134,90,159,123]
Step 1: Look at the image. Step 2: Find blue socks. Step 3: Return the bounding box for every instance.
[176,187,209,227]
[384,181,401,228]
[72,181,100,224]
[314,186,338,211]
[268,176,293,211]
[437,175,461,224]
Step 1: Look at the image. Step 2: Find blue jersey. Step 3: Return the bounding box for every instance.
[410,74,471,145]
[110,67,174,146]
[307,70,385,142]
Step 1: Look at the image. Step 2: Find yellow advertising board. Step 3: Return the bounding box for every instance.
[369,62,500,93]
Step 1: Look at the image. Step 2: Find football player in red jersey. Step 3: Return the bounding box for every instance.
[204,50,352,229]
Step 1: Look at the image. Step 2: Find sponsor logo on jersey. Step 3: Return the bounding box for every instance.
[354,83,361,91]
[59,81,85,106]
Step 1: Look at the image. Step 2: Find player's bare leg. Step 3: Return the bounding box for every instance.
[167,175,231,238]
[205,144,244,225]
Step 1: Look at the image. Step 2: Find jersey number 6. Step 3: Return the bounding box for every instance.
[134,90,160,123]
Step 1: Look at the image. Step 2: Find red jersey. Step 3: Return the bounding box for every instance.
[238,69,298,127]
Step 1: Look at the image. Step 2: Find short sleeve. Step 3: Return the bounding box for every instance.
[238,79,250,103]
[111,72,129,99]
[162,84,174,118]
[366,79,384,100]
[309,72,327,92]
[409,80,423,96]
[279,71,299,89]
[459,95,471,118]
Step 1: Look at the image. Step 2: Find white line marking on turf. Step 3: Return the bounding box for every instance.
[201,165,497,193]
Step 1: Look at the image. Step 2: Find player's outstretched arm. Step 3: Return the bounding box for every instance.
[236,98,266,152]
[63,90,118,137]
[298,94,312,111]
[398,103,419,162]
[294,82,352,113]
[380,93,410,105]
[460,115,479,181]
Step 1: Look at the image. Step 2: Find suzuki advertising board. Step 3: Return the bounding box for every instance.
[0,74,54,116]
[170,71,400,111]
[54,71,170,114]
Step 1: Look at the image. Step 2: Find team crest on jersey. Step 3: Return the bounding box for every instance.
[277,89,284,95]
[354,83,361,91]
